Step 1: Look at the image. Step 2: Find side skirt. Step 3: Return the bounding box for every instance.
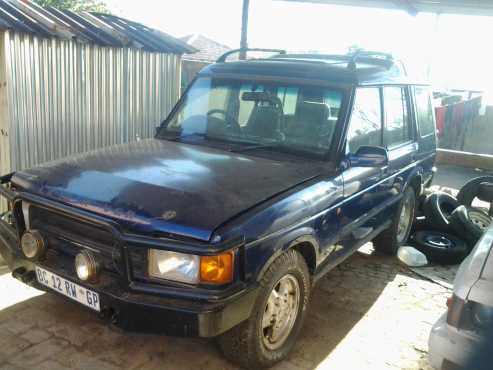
[312,219,392,283]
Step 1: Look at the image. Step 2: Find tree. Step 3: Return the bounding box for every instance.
[33,0,110,13]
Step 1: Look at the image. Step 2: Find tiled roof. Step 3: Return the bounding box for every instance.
[180,34,231,62]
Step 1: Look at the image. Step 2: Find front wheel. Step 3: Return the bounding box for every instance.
[218,249,310,369]
[373,187,416,255]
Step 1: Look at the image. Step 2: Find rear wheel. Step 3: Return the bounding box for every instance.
[373,187,416,255]
[218,249,310,369]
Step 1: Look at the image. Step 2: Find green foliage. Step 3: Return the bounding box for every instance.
[32,0,110,13]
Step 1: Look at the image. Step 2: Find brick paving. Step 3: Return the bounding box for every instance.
[0,247,453,370]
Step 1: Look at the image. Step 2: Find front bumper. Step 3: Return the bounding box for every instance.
[0,229,258,337]
[428,313,481,370]
[0,180,258,338]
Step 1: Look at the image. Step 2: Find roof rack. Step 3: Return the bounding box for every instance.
[275,50,406,75]
[217,48,286,63]
[347,50,393,70]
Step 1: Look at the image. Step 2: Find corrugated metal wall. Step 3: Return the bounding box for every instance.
[3,30,181,172]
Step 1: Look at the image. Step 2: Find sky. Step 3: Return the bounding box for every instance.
[106,0,493,92]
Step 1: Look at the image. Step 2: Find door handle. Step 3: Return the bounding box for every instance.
[381,166,389,175]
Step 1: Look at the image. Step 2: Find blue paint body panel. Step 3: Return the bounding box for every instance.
[0,55,437,332]
[11,139,325,241]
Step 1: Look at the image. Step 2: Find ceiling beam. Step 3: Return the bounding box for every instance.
[278,0,493,16]
[392,0,418,16]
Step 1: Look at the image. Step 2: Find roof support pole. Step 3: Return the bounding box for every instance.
[239,0,250,60]
[426,12,441,81]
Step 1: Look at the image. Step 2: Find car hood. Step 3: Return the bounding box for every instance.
[12,139,324,241]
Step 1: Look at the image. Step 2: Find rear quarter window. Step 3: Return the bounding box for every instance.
[414,86,436,137]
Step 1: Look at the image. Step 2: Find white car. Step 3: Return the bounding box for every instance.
[429,225,493,370]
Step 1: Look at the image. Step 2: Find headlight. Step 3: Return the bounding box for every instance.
[148,249,235,285]
[148,250,200,284]
[21,230,46,260]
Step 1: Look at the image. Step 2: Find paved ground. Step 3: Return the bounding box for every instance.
[0,164,480,370]
[0,249,453,370]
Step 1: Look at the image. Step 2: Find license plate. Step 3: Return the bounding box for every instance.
[35,266,100,312]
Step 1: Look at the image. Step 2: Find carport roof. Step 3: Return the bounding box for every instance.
[279,0,493,16]
[0,0,196,54]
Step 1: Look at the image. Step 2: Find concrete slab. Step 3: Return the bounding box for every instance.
[433,164,493,191]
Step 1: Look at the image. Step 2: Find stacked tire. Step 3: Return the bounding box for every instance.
[411,176,493,265]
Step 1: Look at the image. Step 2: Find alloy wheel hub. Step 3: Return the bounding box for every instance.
[261,274,300,350]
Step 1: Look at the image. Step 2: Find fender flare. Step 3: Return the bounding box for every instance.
[255,227,319,282]
[403,166,423,196]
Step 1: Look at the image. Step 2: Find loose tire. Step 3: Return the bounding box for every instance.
[477,182,493,203]
[410,230,468,265]
[457,176,493,207]
[422,192,459,231]
[449,206,488,247]
[373,187,416,255]
[218,249,310,369]
[468,207,492,231]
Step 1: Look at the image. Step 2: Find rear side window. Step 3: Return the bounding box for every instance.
[346,87,382,154]
[383,86,412,148]
[414,87,435,136]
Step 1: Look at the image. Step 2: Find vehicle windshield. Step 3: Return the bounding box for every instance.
[158,77,344,157]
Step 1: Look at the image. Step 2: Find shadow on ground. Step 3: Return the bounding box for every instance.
[0,263,9,277]
[0,250,441,370]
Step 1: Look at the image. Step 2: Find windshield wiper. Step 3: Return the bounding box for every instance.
[230,143,281,153]
[165,132,208,142]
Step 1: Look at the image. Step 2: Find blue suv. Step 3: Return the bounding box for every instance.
[0,50,436,368]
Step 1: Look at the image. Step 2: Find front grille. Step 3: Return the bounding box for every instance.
[28,205,122,276]
[129,248,148,281]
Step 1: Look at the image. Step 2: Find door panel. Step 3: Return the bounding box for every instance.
[336,87,387,257]
[383,86,417,193]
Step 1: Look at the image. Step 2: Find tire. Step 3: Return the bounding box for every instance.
[449,206,488,247]
[477,182,493,203]
[410,230,469,265]
[411,216,432,234]
[422,192,459,231]
[373,187,416,255]
[415,193,428,217]
[468,207,492,231]
[218,249,310,369]
[457,176,493,207]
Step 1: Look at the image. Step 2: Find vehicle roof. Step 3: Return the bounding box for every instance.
[198,54,428,86]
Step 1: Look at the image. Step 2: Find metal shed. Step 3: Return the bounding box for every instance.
[0,0,194,186]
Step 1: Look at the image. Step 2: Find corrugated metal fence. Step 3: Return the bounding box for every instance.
[3,30,181,171]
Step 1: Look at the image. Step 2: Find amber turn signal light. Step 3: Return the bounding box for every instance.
[200,252,234,284]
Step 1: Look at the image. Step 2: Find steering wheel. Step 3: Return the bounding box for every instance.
[206,109,242,134]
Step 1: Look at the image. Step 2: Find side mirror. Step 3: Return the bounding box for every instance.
[349,146,389,167]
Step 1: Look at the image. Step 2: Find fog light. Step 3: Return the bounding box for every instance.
[75,251,100,282]
[21,230,46,260]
